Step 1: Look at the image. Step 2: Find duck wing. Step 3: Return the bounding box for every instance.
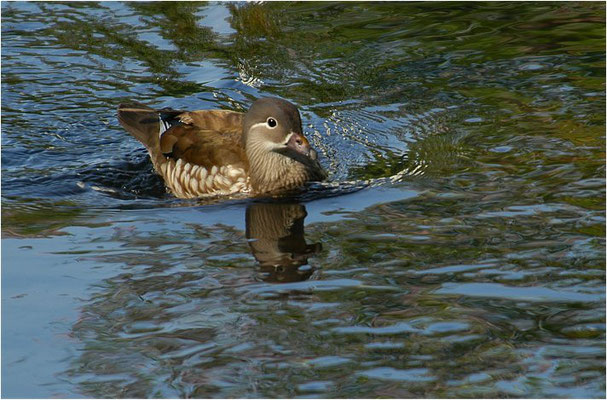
[118,102,247,171]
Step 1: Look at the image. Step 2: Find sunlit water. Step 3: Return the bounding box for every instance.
[2,2,605,398]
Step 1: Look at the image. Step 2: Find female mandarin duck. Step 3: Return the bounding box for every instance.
[118,97,327,198]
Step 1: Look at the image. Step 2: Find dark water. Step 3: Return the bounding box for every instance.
[2,1,605,398]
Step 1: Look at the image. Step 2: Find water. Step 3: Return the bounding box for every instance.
[1,1,605,398]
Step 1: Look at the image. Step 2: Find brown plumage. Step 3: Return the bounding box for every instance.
[117,97,327,198]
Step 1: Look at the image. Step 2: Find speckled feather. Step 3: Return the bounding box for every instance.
[118,102,250,197]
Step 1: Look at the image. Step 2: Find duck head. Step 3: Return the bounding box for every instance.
[243,97,327,193]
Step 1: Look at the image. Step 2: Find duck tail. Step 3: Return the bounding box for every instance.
[118,102,185,164]
[117,102,163,150]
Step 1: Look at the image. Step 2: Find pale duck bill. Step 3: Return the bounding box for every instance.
[285,132,311,156]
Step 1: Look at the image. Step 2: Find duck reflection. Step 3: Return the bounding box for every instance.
[245,202,321,283]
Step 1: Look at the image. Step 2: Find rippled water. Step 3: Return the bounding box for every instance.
[2,1,605,398]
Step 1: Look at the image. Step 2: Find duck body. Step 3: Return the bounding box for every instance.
[117,98,326,198]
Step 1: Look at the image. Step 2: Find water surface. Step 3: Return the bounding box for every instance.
[2,1,605,398]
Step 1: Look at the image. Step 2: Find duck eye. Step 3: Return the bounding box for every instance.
[267,117,277,128]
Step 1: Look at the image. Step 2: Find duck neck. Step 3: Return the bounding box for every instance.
[246,141,307,193]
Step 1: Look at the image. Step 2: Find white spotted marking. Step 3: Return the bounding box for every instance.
[158,117,171,138]
[157,157,251,198]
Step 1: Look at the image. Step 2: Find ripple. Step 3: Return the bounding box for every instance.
[435,282,604,303]
[333,322,419,335]
[296,380,333,393]
[304,356,353,368]
[241,278,399,296]
[2,1,605,398]
[358,367,436,382]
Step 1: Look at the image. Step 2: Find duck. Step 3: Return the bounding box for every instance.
[117,97,327,198]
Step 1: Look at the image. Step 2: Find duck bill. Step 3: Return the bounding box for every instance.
[286,132,311,156]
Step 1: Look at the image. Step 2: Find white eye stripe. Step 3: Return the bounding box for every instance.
[249,122,269,131]
[249,118,279,131]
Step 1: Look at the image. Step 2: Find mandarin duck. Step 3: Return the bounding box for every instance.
[117,97,327,198]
